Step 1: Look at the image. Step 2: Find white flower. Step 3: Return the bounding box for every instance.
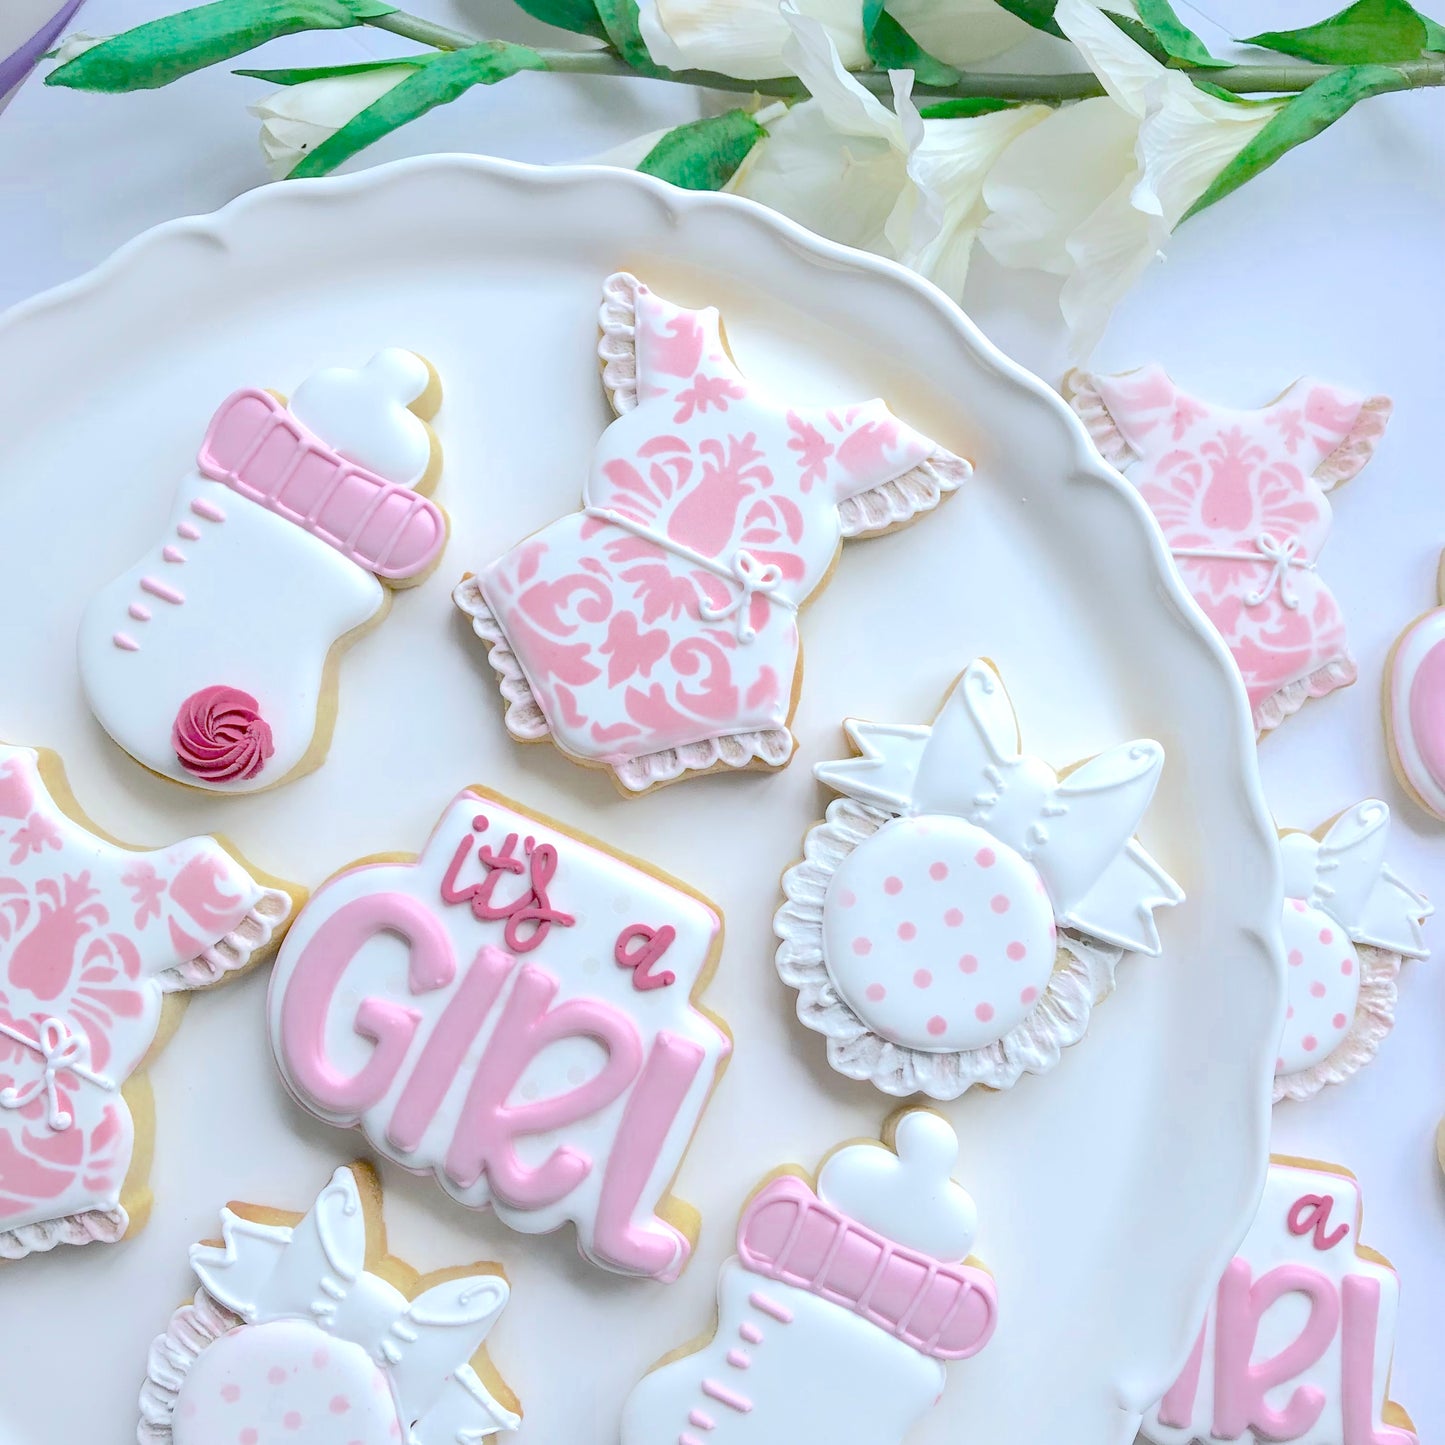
[980,0,1283,355]
[637,0,1033,81]
[250,65,417,179]
[51,32,107,64]
[726,8,1048,300]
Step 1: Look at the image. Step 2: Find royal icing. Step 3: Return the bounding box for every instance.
[138,1165,520,1445]
[1385,549,1445,820]
[0,744,290,1260]
[1142,1159,1417,1445]
[78,350,446,793]
[1273,802,1430,1104]
[620,1110,996,1445]
[775,658,1183,1098]
[454,272,970,793]
[266,788,729,1280]
[1068,367,1391,736]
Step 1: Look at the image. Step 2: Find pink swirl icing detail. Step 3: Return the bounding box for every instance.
[172,686,275,783]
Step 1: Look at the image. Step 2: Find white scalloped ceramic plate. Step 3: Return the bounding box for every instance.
[0,157,1282,1445]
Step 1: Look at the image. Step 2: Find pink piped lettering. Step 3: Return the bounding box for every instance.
[1288,1192,1350,1252]
[440,818,575,953]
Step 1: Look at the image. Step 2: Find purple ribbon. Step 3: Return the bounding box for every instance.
[0,0,87,96]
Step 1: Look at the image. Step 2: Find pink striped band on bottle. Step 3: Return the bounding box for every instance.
[196,388,446,580]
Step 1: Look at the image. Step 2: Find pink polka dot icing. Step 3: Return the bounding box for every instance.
[1275,899,1362,1077]
[173,1320,398,1445]
[822,815,1055,1052]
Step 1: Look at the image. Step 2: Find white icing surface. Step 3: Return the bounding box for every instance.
[144,1166,519,1445]
[266,791,728,1279]
[1141,1161,1415,1445]
[817,1110,977,1261]
[77,473,384,792]
[289,348,434,487]
[822,814,1056,1053]
[1387,608,1445,819]
[620,1262,945,1445]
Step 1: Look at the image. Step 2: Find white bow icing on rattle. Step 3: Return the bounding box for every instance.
[697,548,787,643]
[190,1167,518,1445]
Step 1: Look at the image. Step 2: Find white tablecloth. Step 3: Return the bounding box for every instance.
[0,0,1442,1438]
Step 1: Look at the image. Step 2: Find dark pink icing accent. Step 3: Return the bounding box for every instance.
[1288,1193,1350,1252]
[439,815,575,953]
[615,923,677,991]
[736,1176,997,1360]
[172,686,275,783]
[197,388,445,580]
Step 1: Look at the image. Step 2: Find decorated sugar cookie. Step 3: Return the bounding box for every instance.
[1067,366,1390,736]
[0,743,293,1259]
[620,1109,996,1445]
[1384,548,1445,820]
[138,1163,520,1445]
[1142,1157,1417,1445]
[1274,801,1430,1104]
[775,658,1183,1098]
[267,786,729,1280]
[454,272,970,794]
[78,350,447,793]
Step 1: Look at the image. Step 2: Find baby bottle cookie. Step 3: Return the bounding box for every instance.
[620,1109,996,1445]
[1142,1157,1417,1445]
[138,1163,520,1445]
[267,786,729,1280]
[0,743,295,1259]
[1384,548,1445,820]
[1273,801,1429,1104]
[455,272,970,794]
[78,350,447,793]
[1067,366,1390,736]
[775,658,1182,1098]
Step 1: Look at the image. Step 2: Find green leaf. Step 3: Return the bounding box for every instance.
[1133,0,1230,66]
[235,58,426,84]
[918,96,1023,118]
[592,0,659,71]
[1242,0,1428,62]
[637,110,767,191]
[1185,62,1412,219]
[509,0,608,42]
[861,2,960,86]
[288,41,546,178]
[984,0,1064,38]
[1106,12,1172,62]
[1422,14,1445,46]
[47,0,389,91]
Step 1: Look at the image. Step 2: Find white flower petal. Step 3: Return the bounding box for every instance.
[889,0,1036,66]
[1059,172,1162,357]
[249,66,415,179]
[637,0,867,80]
[780,1,904,145]
[979,96,1138,274]
[1053,0,1163,119]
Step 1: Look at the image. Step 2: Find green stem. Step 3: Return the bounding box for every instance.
[365,9,1445,100]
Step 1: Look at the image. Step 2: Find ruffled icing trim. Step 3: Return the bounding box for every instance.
[774,797,1123,1099]
[598,270,642,415]
[453,575,795,790]
[0,1203,127,1261]
[155,885,293,993]
[1255,654,1358,737]
[1061,369,1136,469]
[138,1290,244,1443]
[838,447,970,538]
[1315,394,1392,490]
[1274,945,1403,1104]
[599,270,969,533]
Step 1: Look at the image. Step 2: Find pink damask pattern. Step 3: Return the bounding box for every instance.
[0,745,284,1259]
[1070,366,1391,735]
[457,274,969,790]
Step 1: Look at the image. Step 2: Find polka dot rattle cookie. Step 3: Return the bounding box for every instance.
[775,658,1183,1098]
[138,1163,520,1445]
[1274,800,1430,1104]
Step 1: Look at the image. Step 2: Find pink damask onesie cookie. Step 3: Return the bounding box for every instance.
[455,273,970,793]
[1067,366,1391,736]
[0,744,295,1260]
